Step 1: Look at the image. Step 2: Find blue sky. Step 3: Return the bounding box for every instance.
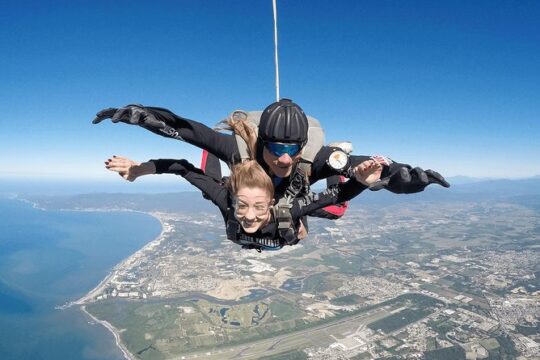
[1,0,539,186]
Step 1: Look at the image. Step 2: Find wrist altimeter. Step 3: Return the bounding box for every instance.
[327,149,352,175]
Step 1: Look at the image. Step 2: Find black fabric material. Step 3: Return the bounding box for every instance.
[202,152,223,183]
[94,105,449,196]
[149,158,368,247]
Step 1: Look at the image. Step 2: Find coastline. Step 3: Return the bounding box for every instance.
[72,211,166,306]
[12,195,165,360]
[76,210,166,360]
[81,305,136,360]
[14,193,166,305]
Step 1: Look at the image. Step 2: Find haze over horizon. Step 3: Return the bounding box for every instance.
[1,0,539,182]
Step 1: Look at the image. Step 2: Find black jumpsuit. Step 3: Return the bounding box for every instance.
[151,158,369,250]
[135,106,419,197]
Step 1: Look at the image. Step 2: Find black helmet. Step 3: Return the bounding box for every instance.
[258,99,309,145]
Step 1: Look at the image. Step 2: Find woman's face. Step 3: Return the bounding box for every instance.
[234,187,273,233]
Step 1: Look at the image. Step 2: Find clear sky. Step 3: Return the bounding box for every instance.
[1,0,539,184]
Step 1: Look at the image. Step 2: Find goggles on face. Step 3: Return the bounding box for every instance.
[234,199,271,216]
[264,141,302,157]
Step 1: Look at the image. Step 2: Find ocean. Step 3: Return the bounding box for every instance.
[0,197,162,360]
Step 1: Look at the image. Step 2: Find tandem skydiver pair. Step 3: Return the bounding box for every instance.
[94,99,449,250]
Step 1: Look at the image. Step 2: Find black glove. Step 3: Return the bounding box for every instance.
[370,166,450,193]
[92,104,185,139]
[92,104,163,126]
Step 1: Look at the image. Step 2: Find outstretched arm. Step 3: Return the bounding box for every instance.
[105,156,156,182]
[368,156,450,193]
[310,146,449,194]
[294,160,382,218]
[150,158,229,212]
[105,156,228,213]
[94,105,240,164]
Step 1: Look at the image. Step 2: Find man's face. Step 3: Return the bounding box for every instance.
[262,146,302,178]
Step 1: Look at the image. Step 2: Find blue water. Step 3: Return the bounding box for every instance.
[0,197,162,360]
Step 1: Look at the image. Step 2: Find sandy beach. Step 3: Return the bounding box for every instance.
[81,305,136,360]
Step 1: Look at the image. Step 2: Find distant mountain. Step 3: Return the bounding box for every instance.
[351,176,540,207]
[445,176,496,185]
[14,176,540,213]
[451,177,540,195]
[22,192,219,214]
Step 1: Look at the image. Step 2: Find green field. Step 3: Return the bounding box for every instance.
[330,294,364,306]
[367,307,435,333]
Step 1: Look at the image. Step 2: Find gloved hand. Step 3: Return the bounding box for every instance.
[92,104,184,139]
[92,104,165,127]
[370,166,450,193]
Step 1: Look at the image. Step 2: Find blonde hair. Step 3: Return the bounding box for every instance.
[227,118,258,159]
[227,160,274,199]
[223,116,273,198]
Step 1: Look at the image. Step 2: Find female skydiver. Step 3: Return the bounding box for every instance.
[104,155,382,251]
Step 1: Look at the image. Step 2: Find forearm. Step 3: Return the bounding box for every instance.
[151,158,195,175]
[133,161,157,177]
[310,146,373,182]
[144,107,240,164]
[150,158,228,209]
[295,180,368,217]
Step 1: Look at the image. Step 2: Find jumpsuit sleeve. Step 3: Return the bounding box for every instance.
[143,106,241,164]
[292,180,369,219]
[309,146,373,183]
[309,146,419,193]
[151,158,229,214]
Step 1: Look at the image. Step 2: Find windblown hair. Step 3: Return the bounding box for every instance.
[227,118,258,159]
[227,160,274,199]
[222,116,273,197]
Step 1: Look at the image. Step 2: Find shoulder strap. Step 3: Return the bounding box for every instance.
[225,207,241,243]
[274,161,312,245]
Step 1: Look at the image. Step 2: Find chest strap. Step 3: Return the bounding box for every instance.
[275,161,311,245]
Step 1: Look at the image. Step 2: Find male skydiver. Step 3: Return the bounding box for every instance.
[93,99,450,201]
